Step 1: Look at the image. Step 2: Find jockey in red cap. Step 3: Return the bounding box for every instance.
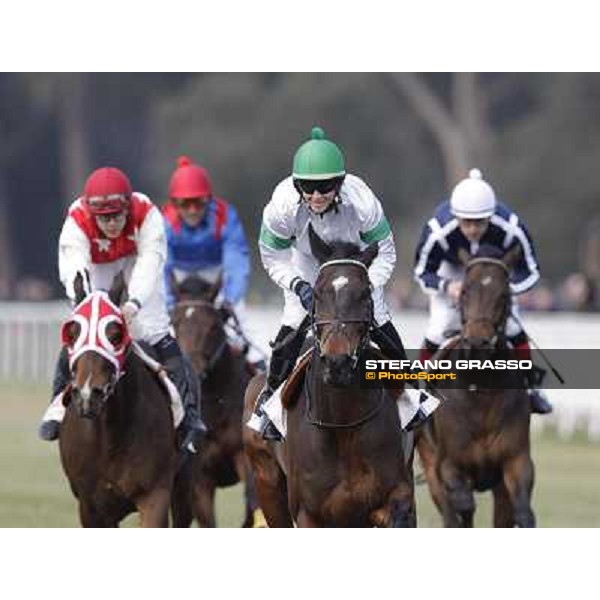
[163,156,265,372]
[38,166,206,451]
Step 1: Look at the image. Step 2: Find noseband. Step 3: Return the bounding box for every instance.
[311,259,373,368]
[460,258,511,347]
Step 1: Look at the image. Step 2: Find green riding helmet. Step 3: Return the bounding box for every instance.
[292,126,346,180]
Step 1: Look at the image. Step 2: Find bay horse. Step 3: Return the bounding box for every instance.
[59,272,178,527]
[417,245,536,527]
[243,226,416,527]
[169,275,259,527]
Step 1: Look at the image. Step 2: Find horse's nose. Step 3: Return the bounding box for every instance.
[465,336,489,349]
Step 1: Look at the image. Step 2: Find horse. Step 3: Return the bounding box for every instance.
[169,275,260,527]
[416,245,536,527]
[243,225,416,527]
[58,272,178,527]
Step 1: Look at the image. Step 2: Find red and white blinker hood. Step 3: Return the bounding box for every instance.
[61,291,132,373]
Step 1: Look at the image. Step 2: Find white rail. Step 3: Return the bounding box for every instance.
[1,302,599,441]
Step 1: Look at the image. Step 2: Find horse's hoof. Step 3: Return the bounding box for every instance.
[38,420,60,441]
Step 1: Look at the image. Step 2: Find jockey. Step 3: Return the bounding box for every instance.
[414,168,552,414]
[163,156,265,371]
[249,126,428,441]
[38,166,207,450]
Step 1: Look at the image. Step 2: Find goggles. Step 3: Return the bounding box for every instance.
[295,177,342,196]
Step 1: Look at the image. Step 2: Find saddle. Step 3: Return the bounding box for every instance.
[280,347,403,410]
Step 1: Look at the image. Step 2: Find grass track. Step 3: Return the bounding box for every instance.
[1,381,599,527]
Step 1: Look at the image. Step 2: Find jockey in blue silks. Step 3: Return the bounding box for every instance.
[163,156,265,371]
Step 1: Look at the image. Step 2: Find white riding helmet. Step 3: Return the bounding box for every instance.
[450,168,496,219]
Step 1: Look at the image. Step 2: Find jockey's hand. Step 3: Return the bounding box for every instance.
[219,301,235,322]
[447,280,462,305]
[121,300,140,328]
[292,279,314,312]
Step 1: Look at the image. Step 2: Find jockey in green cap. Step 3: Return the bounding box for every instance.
[247,127,439,441]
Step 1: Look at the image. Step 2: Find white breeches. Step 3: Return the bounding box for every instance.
[425,292,523,346]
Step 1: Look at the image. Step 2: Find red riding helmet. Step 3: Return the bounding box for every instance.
[83,167,133,214]
[169,156,213,199]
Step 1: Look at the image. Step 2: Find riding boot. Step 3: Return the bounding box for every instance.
[371,321,436,431]
[38,346,70,441]
[511,336,553,415]
[247,325,307,442]
[154,335,207,453]
[525,364,553,415]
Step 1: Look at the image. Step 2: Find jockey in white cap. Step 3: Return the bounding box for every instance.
[414,168,552,414]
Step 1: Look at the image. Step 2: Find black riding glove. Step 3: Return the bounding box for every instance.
[291,278,314,312]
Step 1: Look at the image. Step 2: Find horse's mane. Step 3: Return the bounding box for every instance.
[473,244,505,261]
[326,239,362,261]
[178,276,214,299]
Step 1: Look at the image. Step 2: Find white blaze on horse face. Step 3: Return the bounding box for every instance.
[481,275,493,287]
[331,276,349,296]
[80,373,93,402]
[185,307,196,319]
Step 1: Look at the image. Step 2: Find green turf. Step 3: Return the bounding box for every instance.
[1,380,599,527]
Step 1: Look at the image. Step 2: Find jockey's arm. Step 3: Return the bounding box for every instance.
[58,216,92,302]
[353,179,396,288]
[413,220,448,295]
[128,207,167,307]
[501,218,541,295]
[259,193,302,290]
[222,204,250,304]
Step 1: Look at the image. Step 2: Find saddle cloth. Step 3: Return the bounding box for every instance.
[257,349,440,439]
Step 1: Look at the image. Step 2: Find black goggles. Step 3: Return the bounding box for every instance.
[294,177,343,196]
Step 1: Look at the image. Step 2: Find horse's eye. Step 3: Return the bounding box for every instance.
[61,322,80,347]
[108,325,124,348]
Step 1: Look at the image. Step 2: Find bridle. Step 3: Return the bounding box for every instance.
[459,257,511,348]
[310,259,373,370]
[173,299,228,381]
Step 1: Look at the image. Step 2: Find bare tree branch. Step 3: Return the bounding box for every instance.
[386,73,469,185]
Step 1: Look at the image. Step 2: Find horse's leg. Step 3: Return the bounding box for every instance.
[79,502,117,528]
[193,476,216,528]
[492,482,515,528]
[297,509,321,527]
[233,450,263,528]
[502,453,536,528]
[439,459,474,528]
[137,487,171,528]
[371,482,416,528]
[416,430,446,517]
[171,466,194,528]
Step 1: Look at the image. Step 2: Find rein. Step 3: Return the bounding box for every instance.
[306,258,384,429]
[304,355,386,430]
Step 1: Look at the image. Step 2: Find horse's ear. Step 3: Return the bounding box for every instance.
[73,270,89,304]
[359,242,379,268]
[502,244,522,269]
[457,247,471,267]
[109,271,127,305]
[209,273,223,304]
[308,224,332,264]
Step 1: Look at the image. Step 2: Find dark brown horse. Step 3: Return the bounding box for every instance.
[59,272,178,527]
[244,226,416,527]
[169,276,259,527]
[417,245,536,527]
